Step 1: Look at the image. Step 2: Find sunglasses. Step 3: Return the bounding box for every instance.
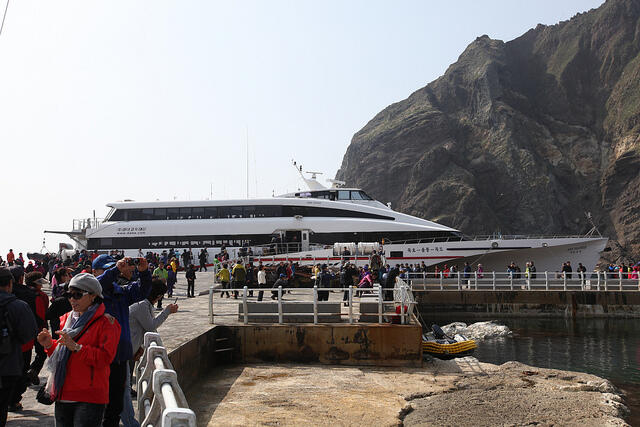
[65,290,90,300]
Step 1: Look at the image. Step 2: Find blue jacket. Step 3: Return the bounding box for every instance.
[97,266,152,362]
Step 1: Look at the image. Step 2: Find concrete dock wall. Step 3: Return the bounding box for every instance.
[235,323,423,367]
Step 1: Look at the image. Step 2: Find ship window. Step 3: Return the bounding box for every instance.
[109,210,126,221]
[338,190,350,200]
[256,206,281,217]
[350,191,364,200]
[154,208,167,219]
[204,207,217,219]
[192,207,204,219]
[359,191,373,200]
[141,209,154,220]
[179,207,192,219]
[228,206,243,218]
[167,208,180,220]
[243,206,256,218]
[100,238,113,247]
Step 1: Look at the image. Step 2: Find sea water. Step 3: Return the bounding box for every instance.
[430,316,640,425]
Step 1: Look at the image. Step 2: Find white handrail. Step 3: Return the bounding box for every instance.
[138,332,196,427]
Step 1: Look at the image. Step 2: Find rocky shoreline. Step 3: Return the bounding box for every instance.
[188,358,630,426]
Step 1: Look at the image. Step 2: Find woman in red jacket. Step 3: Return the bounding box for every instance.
[37,273,120,426]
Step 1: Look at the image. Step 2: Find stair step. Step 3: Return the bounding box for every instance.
[215,347,234,353]
[215,337,229,342]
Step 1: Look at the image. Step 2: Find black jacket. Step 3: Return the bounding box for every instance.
[0,290,38,376]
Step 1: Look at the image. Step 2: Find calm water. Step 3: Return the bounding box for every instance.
[430,316,640,425]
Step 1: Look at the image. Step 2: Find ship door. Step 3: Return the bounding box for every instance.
[301,230,309,252]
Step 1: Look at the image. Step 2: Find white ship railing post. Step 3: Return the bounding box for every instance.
[401,287,406,325]
[242,286,248,325]
[277,286,283,324]
[604,272,608,291]
[545,271,549,290]
[313,285,318,325]
[492,271,496,290]
[509,273,513,290]
[439,272,443,290]
[619,272,623,290]
[208,286,214,324]
[474,271,478,290]
[348,286,353,324]
[457,272,461,290]
[563,273,567,291]
[597,271,601,291]
[378,285,383,324]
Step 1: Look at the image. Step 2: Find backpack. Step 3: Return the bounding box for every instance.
[0,296,17,355]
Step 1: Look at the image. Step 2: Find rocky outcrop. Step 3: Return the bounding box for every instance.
[337,0,640,262]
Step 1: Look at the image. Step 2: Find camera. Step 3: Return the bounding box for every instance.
[127,258,140,266]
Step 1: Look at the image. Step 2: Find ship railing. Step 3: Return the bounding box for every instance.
[136,332,196,427]
[207,284,416,326]
[404,271,640,291]
[72,217,104,232]
[382,234,604,245]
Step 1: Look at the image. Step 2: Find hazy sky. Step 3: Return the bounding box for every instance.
[0,0,604,256]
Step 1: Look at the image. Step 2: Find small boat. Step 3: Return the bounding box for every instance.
[422,324,477,360]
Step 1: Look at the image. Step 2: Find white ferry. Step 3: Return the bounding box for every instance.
[46,165,608,272]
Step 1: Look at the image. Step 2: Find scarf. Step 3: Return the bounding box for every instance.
[46,303,100,400]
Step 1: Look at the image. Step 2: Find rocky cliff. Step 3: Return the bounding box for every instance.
[336,0,640,262]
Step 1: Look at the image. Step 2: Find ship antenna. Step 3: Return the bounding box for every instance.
[246,126,249,198]
[584,212,602,237]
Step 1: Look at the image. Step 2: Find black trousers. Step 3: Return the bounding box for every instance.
[199,262,207,272]
[0,376,18,427]
[187,279,195,297]
[55,401,106,427]
[8,349,31,406]
[103,360,127,427]
[30,341,47,376]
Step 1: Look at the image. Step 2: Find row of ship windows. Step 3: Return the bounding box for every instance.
[106,205,394,222]
[88,231,461,249]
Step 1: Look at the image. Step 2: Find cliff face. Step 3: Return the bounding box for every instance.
[336,0,640,262]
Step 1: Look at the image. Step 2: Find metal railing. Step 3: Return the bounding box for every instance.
[72,217,103,231]
[137,332,196,427]
[403,271,640,291]
[208,284,417,325]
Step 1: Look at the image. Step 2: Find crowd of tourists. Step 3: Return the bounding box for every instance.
[0,249,181,427]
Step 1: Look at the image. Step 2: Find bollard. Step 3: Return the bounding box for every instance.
[242,286,248,325]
